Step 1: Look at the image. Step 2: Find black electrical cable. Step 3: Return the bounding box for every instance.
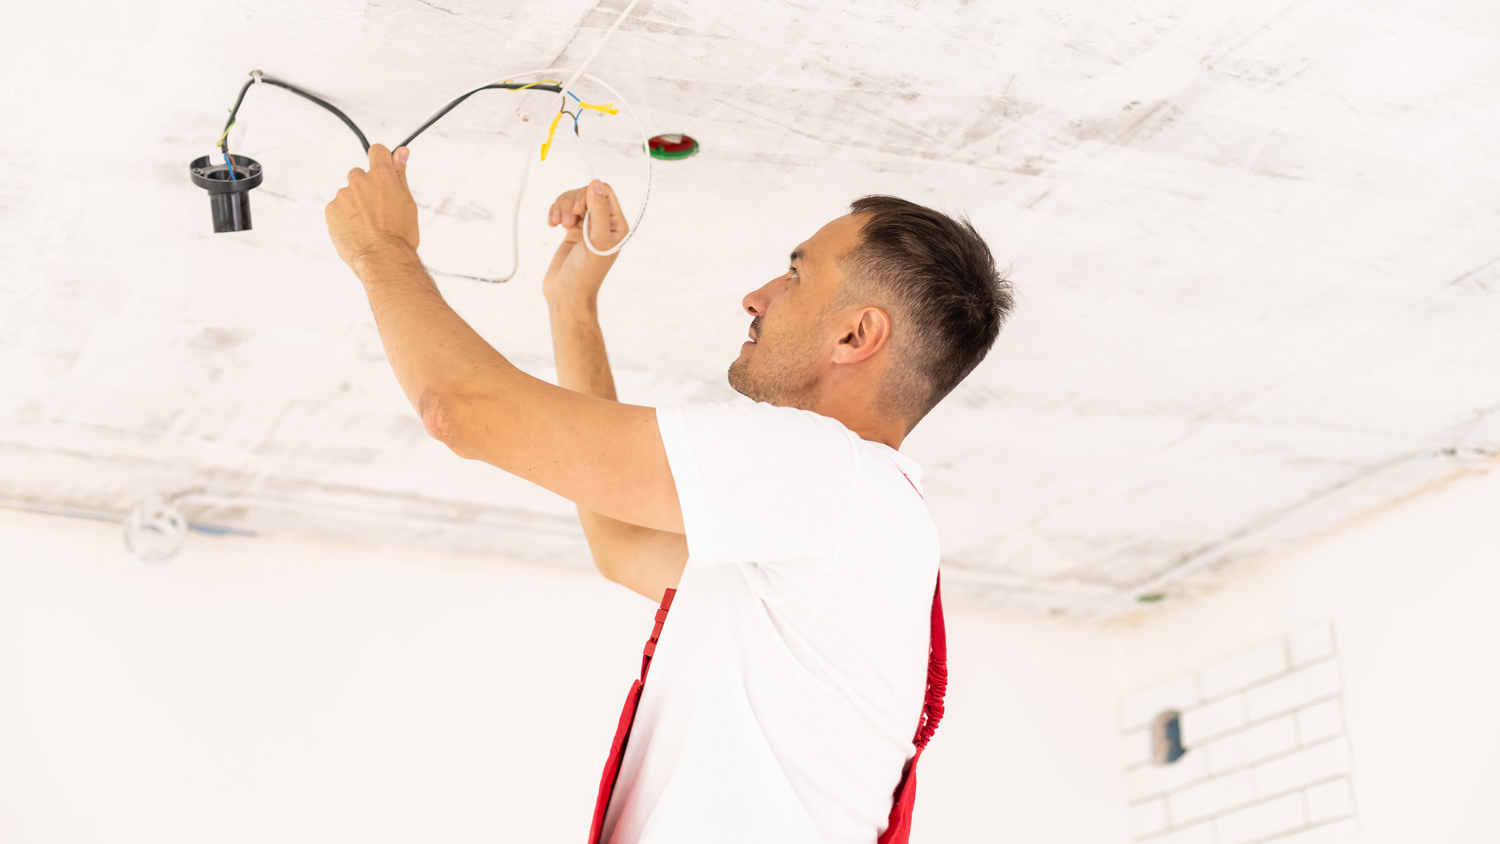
[217,72,566,156]
[393,82,565,149]
[220,74,372,154]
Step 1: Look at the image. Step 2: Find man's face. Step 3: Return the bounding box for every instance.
[728,213,865,406]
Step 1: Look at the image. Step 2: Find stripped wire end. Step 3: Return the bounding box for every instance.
[540,110,564,161]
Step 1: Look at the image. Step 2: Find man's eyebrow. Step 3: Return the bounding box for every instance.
[789,249,804,267]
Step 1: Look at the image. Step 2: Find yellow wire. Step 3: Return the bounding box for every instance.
[512,81,612,160]
[215,119,236,147]
[540,111,564,161]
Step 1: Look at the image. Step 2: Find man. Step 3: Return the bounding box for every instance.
[326,144,1012,843]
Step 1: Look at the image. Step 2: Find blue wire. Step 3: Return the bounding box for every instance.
[568,90,582,102]
[223,149,237,181]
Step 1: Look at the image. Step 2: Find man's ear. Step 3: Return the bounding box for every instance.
[832,306,891,365]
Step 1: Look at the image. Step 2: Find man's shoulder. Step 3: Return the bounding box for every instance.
[669,400,858,442]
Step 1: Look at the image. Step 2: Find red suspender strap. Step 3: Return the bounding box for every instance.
[877,573,946,844]
[584,553,945,842]
[915,573,948,748]
[587,587,676,844]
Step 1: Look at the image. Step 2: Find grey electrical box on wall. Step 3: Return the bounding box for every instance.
[1152,710,1186,765]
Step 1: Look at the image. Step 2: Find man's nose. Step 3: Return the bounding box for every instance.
[742,289,765,316]
[742,280,776,316]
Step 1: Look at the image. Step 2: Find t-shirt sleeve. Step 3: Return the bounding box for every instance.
[656,401,858,567]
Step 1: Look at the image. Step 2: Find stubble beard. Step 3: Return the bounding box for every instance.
[727,347,769,401]
[727,322,822,408]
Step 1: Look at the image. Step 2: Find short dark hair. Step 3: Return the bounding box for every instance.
[843,195,1013,421]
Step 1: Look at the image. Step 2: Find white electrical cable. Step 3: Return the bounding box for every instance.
[566,71,650,257]
[543,0,648,256]
[419,66,652,280]
[571,127,598,182]
[557,0,643,107]
[497,67,652,257]
[385,0,647,276]
[428,115,541,284]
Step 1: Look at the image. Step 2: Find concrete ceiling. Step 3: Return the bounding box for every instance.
[2,0,1498,617]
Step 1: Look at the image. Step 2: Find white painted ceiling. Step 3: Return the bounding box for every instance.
[2,0,1498,616]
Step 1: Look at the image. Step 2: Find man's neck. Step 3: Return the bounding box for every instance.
[807,395,907,451]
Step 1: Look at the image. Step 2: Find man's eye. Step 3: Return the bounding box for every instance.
[787,267,799,279]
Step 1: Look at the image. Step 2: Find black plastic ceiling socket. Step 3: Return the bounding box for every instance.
[189,154,263,233]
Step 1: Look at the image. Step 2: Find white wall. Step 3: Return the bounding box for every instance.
[1111,460,1500,844]
[10,460,1493,844]
[917,611,1128,843]
[0,510,649,844]
[0,508,1129,844]
[1116,622,1356,844]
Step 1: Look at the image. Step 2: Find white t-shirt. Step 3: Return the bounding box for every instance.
[599,400,940,844]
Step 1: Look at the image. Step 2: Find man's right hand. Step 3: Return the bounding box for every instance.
[543,179,628,304]
[540,179,689,602]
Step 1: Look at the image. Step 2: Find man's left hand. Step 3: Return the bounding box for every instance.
[326,144,420,271]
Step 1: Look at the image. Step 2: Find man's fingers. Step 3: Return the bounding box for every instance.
[584,179,627,245]
[603,186,624,227]
[393,146,410,178]
[549,183,625,235]
[561,192,583,228]
[550,188,583,227]
[367,143,393,173]
[586,180,626,227]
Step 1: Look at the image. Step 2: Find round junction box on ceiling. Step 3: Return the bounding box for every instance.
[648,133,699,160]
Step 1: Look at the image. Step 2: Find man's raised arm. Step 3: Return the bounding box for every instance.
[324,144,684,537]
[542,181,688,602]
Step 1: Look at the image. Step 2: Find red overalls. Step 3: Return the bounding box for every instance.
[586,577,948,844]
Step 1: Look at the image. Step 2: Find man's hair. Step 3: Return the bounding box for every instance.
[842,195,1014,422]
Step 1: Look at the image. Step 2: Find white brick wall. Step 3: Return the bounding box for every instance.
[1246,660,1342,721]
[1305,778,1355,824]
[1216,793,1305,844]
[1129,745,1210,800]
[1124,674,1203,730]
[1296,699,1343,745]
[1132,799,1170,838]
[1200,642,1288,699]
[1253,738,1352,795]
[1123,728,1155,767]
[1205,715,1298,774]
[1121,622,1358,844]
[1171,772,1254,825]
[1181,694,1246,744]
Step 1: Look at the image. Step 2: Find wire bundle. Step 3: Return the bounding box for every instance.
[213,0,650,278]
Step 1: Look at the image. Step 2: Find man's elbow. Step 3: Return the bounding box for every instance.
[593,553,620,585]
[419,391,479,458]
